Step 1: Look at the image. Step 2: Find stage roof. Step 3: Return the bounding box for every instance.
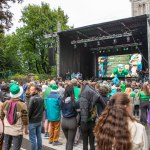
[58,15,149,41]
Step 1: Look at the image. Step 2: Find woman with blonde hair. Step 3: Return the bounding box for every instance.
[125,87,135,110]
[138,82,150,125]
[94,92,148,150]
[125,87,133,98]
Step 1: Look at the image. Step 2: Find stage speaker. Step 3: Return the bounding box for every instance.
[48,48,55,66]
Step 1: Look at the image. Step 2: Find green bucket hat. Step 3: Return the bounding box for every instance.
[9,82,23,98]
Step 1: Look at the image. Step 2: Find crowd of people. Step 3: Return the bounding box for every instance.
[0,77,149,150]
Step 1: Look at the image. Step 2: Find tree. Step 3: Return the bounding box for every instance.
[0,33,24,79]
[0,34,23,73]
[0,0,23,33]
[0,34,6,72]
[16,3,70,74]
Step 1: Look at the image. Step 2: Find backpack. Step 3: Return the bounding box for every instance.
[6,100,19,125]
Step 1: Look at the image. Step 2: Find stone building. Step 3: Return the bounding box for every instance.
[130,0,150,16]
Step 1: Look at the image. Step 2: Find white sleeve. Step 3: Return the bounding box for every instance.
[142,126,149,150]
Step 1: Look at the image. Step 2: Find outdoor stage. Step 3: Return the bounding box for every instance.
[57,14,150,80]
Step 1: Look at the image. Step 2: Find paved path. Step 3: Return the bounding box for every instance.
[22,125,150,150]
[3,124,150,150]
[23,130,83,150]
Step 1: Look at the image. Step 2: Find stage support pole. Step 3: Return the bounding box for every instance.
[57,21,61,77]
[93,53,97,77]
[147,15,150,80]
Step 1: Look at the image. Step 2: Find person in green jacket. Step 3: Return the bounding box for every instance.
[111,64,129,78]
[71,79,81,101]
[120,80,126,93]
[138,83,150,125]
[71,78,81,144]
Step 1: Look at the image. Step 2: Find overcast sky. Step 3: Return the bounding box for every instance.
[9,0,132,33]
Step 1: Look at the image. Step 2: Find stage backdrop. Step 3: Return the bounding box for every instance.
[98,53,142,77]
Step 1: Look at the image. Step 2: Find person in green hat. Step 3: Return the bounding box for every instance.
[42,80,57,138]
[46,84,62,146]
[0,82,28,150]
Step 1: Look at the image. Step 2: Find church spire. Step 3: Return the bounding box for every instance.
[130,0,150,16]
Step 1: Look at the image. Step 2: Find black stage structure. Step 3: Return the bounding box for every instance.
[57,14,150,79]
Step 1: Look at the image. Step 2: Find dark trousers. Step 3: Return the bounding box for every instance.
[140,100,150,125]
[61,117,77,150]
[4,134,23,150]
[80,121,95,150]
[134,105,139,116]
[0,133,3,150]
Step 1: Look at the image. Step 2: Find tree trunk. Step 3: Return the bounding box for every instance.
[35,60,40,74]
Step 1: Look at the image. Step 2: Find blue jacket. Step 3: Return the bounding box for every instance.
[46,91,61,121]
[61,97,79,118]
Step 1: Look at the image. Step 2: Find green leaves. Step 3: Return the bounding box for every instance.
[0,0,23,33]
[2,3,71,76]
[0,33,23,78]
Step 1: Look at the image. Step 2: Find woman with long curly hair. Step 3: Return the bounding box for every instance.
[94,92,148,150]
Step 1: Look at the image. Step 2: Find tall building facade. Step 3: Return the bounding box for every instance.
[130,0,150,16]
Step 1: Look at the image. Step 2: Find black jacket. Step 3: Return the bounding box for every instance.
[79,83,106,122]
[97,96,109,116]
[28,94,44,123]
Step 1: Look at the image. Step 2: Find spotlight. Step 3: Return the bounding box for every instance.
[84,43,87,47]
[113,39,117,44]
[97,41,100,46]
[116,48,119,51]
[74,44,77,49]
[127,36,130,42]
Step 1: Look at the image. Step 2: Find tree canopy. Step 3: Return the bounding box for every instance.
[1,3,70,77]
[0,0,23,33]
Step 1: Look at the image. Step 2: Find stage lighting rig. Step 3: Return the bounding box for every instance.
[113,39,117,44]
[71,32,132,45]
[127,36,130,42]
[84,43,87,47]
[90,42,142,52]
[97,41,100,46]
[74,44,77,49]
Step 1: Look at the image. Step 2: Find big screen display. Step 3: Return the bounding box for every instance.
[98,53,142,77]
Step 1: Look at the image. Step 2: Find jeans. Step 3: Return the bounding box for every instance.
[4,134,23,150]
[80,121,95,150]
[28,122,42,150]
